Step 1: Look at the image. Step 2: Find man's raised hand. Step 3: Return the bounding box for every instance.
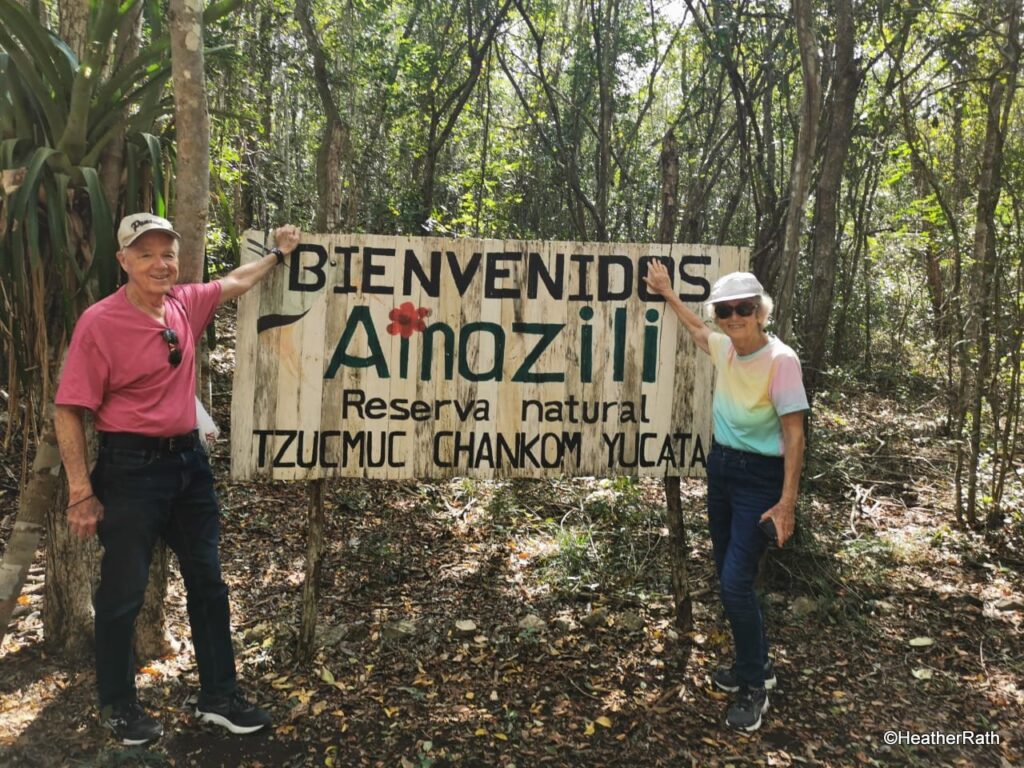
[275,225,300,255]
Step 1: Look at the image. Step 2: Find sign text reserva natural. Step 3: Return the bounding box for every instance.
[230,233,746,480]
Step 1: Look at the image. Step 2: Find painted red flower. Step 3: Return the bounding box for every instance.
[387,301,430,338]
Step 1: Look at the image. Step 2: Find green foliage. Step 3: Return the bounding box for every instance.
[545,524,596,581]
[0,0,170,419]
[580,477,649,526]
[479,477,669,591]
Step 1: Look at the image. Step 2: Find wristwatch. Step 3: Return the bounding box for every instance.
[270,247,286,264]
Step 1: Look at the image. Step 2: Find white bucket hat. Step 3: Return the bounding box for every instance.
[117,213,180,248]
[707,271,764,304]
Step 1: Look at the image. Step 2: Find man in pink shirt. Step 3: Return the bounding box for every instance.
[54,213,299,745]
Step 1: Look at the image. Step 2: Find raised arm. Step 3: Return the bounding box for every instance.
[217,225,301,304]
[643,260,712,354]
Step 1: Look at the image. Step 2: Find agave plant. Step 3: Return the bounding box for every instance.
[0,0,175,430]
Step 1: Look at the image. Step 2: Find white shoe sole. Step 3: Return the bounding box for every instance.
[729,697,770,732]
[195,709,268,735]
[105,724,162,746]
[115,735,161,746]
[714,673,778,693]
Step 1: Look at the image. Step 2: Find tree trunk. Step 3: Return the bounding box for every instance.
[772,0,820,341]
[39,0,102,659]
[238,4,276,233]
[863,254,873,373]
[656,129,693,636]
[132,547,178,661]
[43,365,99,655]
[0,409,64,647]
[914,164,946,336]
[44,467,99,656]
[833,161,879,363]
[296,0,352,234]
[659,131,679,245]
[58,0,90,59]
[989,262,1022,517]
[963,0,1020,526]
[474,51,494,234]
[39,313,99,655]
[801,0,857,396]
[314,121,350,233]
[591,0,618,231]
[169,0,210,282]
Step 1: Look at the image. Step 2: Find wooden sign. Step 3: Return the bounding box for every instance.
[230,233,746,480]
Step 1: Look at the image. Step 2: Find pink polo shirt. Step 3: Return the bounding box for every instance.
[55,282,222,437]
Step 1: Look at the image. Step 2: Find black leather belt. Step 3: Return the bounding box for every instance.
[99,430,199,453]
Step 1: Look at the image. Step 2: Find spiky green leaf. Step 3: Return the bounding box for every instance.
[80,166,117,294]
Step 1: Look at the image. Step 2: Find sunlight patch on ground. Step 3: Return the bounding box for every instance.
[0,688,44,743]
[507,534,560,564]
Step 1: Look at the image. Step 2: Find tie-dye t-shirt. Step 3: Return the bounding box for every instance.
[707,332,809,456]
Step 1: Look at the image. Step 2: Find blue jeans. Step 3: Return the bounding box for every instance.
[706,441,784,689]
[92,442,237,708]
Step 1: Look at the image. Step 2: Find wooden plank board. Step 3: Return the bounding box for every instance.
[231,232,748,481]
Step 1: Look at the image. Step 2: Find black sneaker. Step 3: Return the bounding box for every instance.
[195,690,271,734]
[102,700,164,746]
[712,660,777,693]
[726,686,769,732]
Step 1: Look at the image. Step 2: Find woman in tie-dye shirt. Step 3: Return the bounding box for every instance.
[644,264,808,734]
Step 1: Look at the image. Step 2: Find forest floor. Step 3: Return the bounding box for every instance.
[1,320,1022,768]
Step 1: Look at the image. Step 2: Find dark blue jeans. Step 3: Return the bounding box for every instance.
[92,443,237,709]
[706,441,784,689]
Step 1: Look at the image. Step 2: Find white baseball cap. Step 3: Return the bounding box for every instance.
[117,213,180,248]
[707,271,764,304]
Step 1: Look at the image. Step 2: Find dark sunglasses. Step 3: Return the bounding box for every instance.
[714,300,760,319]
[162,328,182,367]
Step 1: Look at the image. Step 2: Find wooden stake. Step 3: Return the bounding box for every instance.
[658,129,693,635]
[298,478,326,662]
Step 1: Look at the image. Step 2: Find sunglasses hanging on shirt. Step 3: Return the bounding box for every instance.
[162,328,182,367]
[713,300,760,319]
